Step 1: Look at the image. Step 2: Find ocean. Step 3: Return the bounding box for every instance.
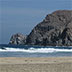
[0,44,72,57]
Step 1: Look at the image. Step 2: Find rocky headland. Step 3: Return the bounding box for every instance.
[9,33,27,45]
[9,10,72,46]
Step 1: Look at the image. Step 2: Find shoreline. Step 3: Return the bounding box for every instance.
[0,44,72,47]
[0,57,72,72]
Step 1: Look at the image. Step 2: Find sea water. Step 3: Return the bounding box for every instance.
[0,44,72,57]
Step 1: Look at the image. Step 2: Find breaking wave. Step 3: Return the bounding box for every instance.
[0,47,72,53]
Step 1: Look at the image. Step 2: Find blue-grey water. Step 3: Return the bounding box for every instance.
[0,44,72,57]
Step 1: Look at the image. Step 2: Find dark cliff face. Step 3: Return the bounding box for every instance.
[9,10,72,46]
[26,10,72,46]
[9,33,27,45]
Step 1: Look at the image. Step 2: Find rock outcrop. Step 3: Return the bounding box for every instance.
[9,33,27,45]
[26,10,72,46]
[9,10,72,46]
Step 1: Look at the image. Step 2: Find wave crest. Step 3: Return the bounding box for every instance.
[0,47,72,53]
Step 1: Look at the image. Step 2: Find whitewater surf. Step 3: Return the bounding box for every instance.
[0,44,72,57]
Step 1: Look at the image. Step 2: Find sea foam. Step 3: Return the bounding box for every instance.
[0,47,72,53]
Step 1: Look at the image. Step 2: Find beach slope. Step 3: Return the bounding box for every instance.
[0,57,72,72]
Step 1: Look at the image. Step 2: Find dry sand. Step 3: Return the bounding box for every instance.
[0,57,72,72]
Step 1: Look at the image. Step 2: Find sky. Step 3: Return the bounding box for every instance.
[0,0,72,44]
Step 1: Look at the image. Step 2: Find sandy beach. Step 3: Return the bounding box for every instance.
[0,57,72,72]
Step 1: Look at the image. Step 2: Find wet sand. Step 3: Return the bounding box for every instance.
[0,57,72,72]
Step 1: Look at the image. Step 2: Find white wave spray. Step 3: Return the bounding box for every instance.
[0,47,72,53]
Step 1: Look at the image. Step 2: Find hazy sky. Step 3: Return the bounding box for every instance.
[0,0,72,44]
